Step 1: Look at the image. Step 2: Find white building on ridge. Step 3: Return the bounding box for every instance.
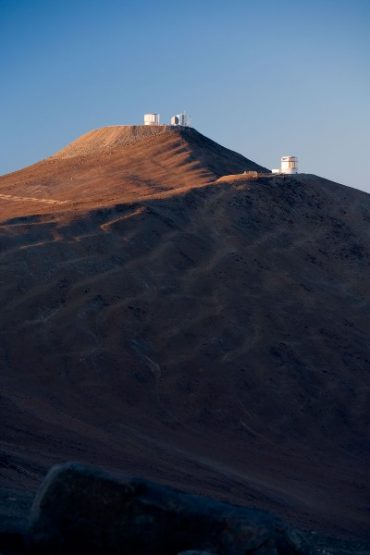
[170,112,190,126]
[144,113,160,126]
[272,155,299,175]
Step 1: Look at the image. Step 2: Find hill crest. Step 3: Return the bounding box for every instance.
[52,125,182,159]
[0,125,268,220]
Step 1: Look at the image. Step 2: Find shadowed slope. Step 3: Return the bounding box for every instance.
[0,128,369,541]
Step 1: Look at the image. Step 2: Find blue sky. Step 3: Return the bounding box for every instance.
[1,0,369,191]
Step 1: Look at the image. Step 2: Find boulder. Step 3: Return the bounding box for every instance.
[28,463,287,555]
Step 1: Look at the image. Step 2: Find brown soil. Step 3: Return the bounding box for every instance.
[0,125,266,221]
[0,126,369,541]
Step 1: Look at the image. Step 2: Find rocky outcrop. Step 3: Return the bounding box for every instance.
[28,463,285,554]
[0,463,369,554]
[10,463,365,555]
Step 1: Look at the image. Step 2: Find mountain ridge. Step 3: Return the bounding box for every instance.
[0,125,268,221]
[0,127,370,541]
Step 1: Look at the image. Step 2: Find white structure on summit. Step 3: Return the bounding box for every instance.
[143,112,191,127]
[272,156,299,175]
[170,112,190,126]
[280,155,298,174]
[144,113,160,126]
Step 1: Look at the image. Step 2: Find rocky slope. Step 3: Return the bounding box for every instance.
[0,126,369,541]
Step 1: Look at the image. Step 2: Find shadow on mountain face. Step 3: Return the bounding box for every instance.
[0,127,370,540]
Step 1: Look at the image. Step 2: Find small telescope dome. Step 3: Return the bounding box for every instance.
[281,155,298,174]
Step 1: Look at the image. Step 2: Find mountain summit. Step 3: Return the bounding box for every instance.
[0,126,370,541]
[0,125,267,220]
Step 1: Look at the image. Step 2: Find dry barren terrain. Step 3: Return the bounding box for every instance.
[1,125,370,541]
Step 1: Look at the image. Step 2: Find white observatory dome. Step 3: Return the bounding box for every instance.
[281,156,298,174]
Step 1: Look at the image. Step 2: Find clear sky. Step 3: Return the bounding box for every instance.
[1,0,369,191]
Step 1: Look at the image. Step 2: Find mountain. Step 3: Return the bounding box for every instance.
[0,125,267,221]
[0,125,369,541]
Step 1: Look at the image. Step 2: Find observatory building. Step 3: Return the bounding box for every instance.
[170,113,190,126]
[272,156,299,175]
[144,113,160,126]
[280,156,298,174]
[143,112,190,127]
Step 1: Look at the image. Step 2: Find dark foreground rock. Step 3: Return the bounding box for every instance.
[1,463,369,554]
[28,463,286,555]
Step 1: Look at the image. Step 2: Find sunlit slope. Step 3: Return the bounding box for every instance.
[0,125,267,220]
